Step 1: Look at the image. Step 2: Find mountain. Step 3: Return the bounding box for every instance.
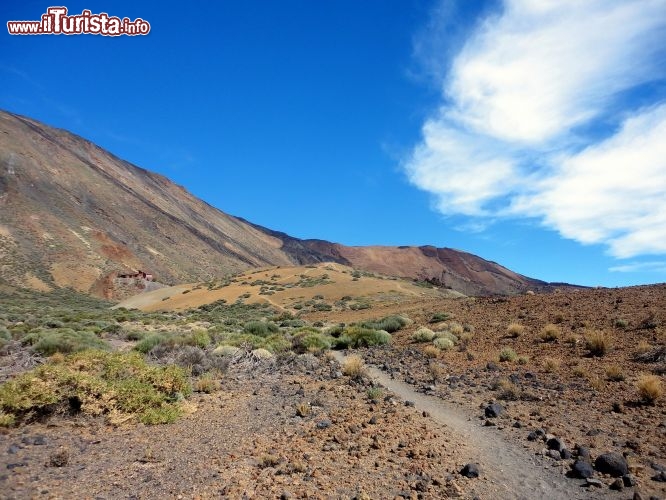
[0,110,546,298]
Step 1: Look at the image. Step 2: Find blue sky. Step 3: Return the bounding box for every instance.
[2,0,665,287]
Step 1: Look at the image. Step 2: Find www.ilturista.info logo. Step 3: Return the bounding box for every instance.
[7,7,150,36]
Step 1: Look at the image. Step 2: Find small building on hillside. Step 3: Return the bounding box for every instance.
[117,270,154,281]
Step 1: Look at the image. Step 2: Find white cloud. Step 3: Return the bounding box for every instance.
[405,0,666,258]
[609,261,666,273]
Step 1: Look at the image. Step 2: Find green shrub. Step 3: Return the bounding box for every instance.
[499,347,518,362]
[23,328,109,356]
[0,351,190,425]
[335,327,391,349]
[433,337,454,350]
[183,330,211,349]
[429,312,451,323]
[325,325,344,338]
[243,321,279,337]
[360,315,409,333]
[134,334,168,354]
[212,345,240,357]
[448,321,464,336]
[412,327,436,343]
[293,332,332,353]
[434,330,458,345]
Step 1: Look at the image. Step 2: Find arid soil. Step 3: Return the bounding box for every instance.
[2,283,665,499]
[3,354,477,499]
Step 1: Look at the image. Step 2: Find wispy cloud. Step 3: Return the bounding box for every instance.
[609,261,666,273]
[405,0,666,258]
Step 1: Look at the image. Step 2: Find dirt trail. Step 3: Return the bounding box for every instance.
[332,351,618,500]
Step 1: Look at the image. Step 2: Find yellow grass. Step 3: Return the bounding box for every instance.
[637,374,663,404]
[342,355,365,378]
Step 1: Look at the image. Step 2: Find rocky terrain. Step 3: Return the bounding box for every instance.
[0,110,547,298]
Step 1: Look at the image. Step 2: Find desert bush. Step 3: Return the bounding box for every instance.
[182,330,211,349]
[634,341,654,358]
[433,337,454,350]
[412,327,436,343]
[448,321,464,336]
[435,330,458,344]
[324,325,344,338]
[212,345,240,357]
[507,323,525,338]
[422,345,440,358]
[251,348,273,360]
[134,333,167,354]
[637,374,663,404]
[614,318,628,329]
[499,347,518,362]
[295,402,311,417]
[334,327,391,349]
[243,321,279,337]
[359,315,408,333]
[292,332,332,354]
[429,312,451,323]
[367,387,383,400]
[0,351,190,425]
[585,331,610,357]
[540,324,560,342]
[342,355,365,378]
[542,357,561,372]
[194,373,219,393]
[517,355,529,365]
[494,378,520,401]
[605,365,625,381]
[23,328,109,356]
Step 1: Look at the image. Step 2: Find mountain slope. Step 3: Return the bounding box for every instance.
[0,110,546,297]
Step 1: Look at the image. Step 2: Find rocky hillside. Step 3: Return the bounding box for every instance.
[0,110,547,297]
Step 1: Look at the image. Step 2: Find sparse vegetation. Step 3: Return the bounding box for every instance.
[605,365,625,381]
[0,351,190,425]
[506,323,525,338]
[637,374,663,404]
[422,345,440,358]
[429,312,451,323]
[542,357,561,372]
[412,327,436,343]
[342,355,365,378]
[585,331,610,357]
[433,337,454,350]
[499,347,518,362]
[540,324,560,342]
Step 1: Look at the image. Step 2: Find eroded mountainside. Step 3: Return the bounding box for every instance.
[0,110,546,297]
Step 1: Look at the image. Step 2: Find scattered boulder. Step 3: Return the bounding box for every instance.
[651,471,666,482]
[595,452,629,477]
[460,463,481,478]
[571,460,595,479]
[316,420,332,429]
[623,474,637,487]
[546,437,566,452]
[560,449,573,460]
[484,403,504,418]
[576,446,592,461]
[586,478,603,488]
[609,478,624,490]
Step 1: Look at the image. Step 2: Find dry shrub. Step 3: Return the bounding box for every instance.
[448,321,464,336]
[637,374,663,404]
[605,365,625,382]
[499,347,517,362]
[342,355,365,378]
[429,362,446,382]
[540,324,560,342]
[507,323,525,338]
[572,366,588,378]
[422,345,440,358]
[296,402,311,417]
[585,331,610,357]
[635,341,652,357]
[193,373,220,393]
[588,375,604,391]
[542,357,561,373]
[495,378,520,400]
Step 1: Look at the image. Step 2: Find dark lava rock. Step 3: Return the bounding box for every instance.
[316,420,332,429]
[571,460,595,479]
[623,474,637,487]
[7,445,19,455]
[513,421,522,429]
[652,471,666,482]
[486,362,499,372]
[561,449,573,460]
[484,403,504,418]
[547,437,566,452]
[405,401,415,407]
[576,446,592,461]
[586,478,603,488]
[609,478,624,490]
[368,416,378,425]
[546,450,562,460]
[460,463,481,478]
[595,452,629,477]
